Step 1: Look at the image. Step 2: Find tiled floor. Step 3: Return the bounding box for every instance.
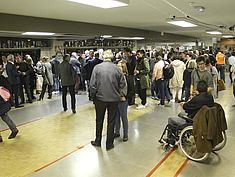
[1,83,235,177]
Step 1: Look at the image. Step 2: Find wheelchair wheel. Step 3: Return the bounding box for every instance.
[213,131,227,151]
[179,126,209,162]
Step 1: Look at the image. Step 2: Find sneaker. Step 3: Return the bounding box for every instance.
[106,144,114,150]
[158,103,164,108]
[164,102,171,107]
[91,141,101,147]
[114,133,120,138]
[8,130,19,139]
[123,136,128,142]
[136,105,145,109]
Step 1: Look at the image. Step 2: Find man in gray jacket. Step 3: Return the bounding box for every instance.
[58,54,76,113]
[89,49,127,150]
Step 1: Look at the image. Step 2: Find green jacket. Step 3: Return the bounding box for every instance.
[136,58,150,89]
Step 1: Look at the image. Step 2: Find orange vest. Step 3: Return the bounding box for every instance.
[216,53,225,65]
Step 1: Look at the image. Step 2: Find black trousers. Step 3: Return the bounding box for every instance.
[19,78,32,102]
[39,83,53,99]
[127,75,135,105]
[62,85,76,110]
[11,84,20,107]
[94,100,118,146]
[136,79,147,105]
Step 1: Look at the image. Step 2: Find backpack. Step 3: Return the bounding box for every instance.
[163,60,174,80]
[0,86,11,102]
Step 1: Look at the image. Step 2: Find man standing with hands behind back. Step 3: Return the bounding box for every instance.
[89,49,127,150]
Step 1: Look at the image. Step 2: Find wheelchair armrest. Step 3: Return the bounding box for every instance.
[178,112,193,123]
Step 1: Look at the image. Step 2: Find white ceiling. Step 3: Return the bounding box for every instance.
[0,0,234,42]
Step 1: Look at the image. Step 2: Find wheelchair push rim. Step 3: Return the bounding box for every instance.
[213,131,227,151]
[179,126,209,162]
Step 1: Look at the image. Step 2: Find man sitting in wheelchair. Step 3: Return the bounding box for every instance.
[162,80,214,147]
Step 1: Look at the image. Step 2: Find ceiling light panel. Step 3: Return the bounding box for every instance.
[67,0,128,8]
[22,32,55,36]
[167,20,197,27]
[222,35,234,38]
[206,31,222,35]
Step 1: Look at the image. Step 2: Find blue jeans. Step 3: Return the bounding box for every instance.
[156,79,171,105]
[53,76,61,92]
[216,64,225,82]
[115,100,128,137]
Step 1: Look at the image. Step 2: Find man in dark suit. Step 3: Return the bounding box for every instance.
[58,54,76,113]
[5,54,23,108]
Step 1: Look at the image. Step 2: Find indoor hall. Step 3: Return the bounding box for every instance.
[1,0,235,177]
[0,78,234,177]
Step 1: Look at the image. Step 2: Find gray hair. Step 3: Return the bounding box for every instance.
[7,54,14,62]
[103,49,113,61]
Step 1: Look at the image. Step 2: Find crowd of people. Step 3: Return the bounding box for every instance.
[0,47,234,148]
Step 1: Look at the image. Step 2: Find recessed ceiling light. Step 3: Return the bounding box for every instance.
[114,37,144,40]
[193,6,205,12]
[22,32,55,36]
[167,20,197,27]
[206,31,222,35]
[222,35,234,38]
[67,0,128,8]
[101,35,112,38]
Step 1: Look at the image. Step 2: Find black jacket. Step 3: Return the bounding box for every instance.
[183,68,193,88]
[183,92,214,118]
[6,62,21,85]
[126,55,136,75]
[58,60,76,86]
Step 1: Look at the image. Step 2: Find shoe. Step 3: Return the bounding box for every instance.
[106,144,114,150]
[26,100,33,103]
[151,96,159,100]
[114,133,120,138]
[32,96,37,100]
[91,141,101,147]
[164,102,171,107]
[136,105,145,109]
[37,97,43,101]
[8,130,19,139]
[123,136,128,142]
[0,136,3,143]
[15,105,24,108]
[47,96,52,99]
[64,108,68,112]
[157,103,164,108]
[72,109,76,114]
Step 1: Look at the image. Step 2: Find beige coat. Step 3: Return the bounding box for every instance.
[169,60,185,88]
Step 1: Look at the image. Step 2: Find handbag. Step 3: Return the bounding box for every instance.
[0,86,11,101]
[218,80,226,91]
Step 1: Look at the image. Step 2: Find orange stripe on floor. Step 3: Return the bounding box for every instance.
[146,149,188,177]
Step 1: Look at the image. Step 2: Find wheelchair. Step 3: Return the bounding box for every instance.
[159,112,227,162]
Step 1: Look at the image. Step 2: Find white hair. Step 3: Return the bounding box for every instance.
[7,54,14,62]
[102,49,113,60]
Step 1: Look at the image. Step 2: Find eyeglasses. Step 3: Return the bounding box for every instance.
[197,62,205,65]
